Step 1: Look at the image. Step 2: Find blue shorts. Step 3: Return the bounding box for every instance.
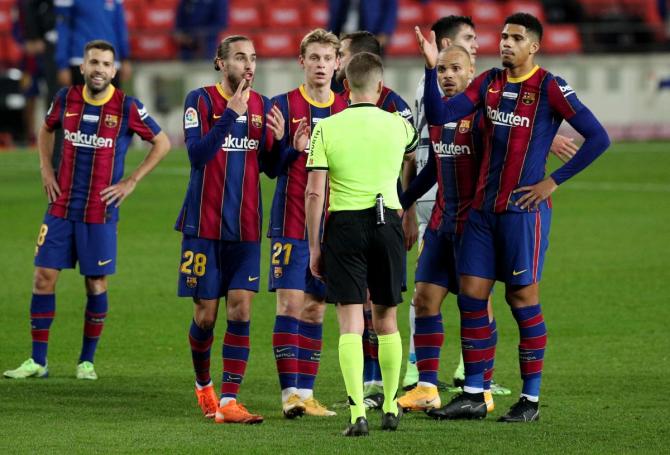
[178,235,261,300]
[458,208,551,285]
[34,213,117,276]
[268,237,326,300]
[414,228,460,294]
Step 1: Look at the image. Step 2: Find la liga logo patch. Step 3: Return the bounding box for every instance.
[184,107,199,129]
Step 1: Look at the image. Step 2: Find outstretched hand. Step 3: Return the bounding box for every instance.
[267,105,285,141]
[292,118,311,152]
[415,26,438,69]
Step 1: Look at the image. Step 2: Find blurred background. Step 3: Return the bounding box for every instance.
[0,0,668,148]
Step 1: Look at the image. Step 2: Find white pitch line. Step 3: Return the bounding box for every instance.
[562,181,670,193]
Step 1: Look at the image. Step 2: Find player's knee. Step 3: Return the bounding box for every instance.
[413,292,438,317]
[33,267,57,293]
[227,299,251,321]
[195,314,217,330]
[505,284,539,308]
[85,276,108,295]
[300,299,325,324]
[275,296,302,318]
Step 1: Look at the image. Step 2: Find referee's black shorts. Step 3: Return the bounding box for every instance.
[323,207,404,306]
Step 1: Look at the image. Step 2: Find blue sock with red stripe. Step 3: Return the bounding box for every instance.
[512,305,547,401]
[30,293,55,366]
[273,315,299,394]
[79,293,108,363]
[221,320,250,400]
[363,310,381,386]
[483,318,497,390]
[457,295,491,393]
[189,319,214,387]
[414,314,444,386]
[297,320,322,396]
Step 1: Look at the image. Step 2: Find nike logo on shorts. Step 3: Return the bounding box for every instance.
[248,276,259,282]
[98,259,113,266]
[512,269,527,276]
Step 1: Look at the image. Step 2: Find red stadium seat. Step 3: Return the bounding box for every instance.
[303,1,329,29]
[386,29,417,56]
[142,5,177,30]
[397,0,424,26]
[124,4,141,31]
[0,4,12,33]
[503,1,546,23]
[423,2,467,24]
[254,31,299,58]
[264,3,303,29]
[150,0,180,8]
[229,2,263,29]
[131,35,177,60]
[467,1,504,25]
[542,25,582,54]
[474,26,499,55]
[1,35,23,66]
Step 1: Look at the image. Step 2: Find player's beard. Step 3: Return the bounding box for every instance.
[84,73,111,95]
[502,59,514,69]
[227,73,251,92]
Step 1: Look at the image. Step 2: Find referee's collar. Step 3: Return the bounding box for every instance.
[348,102,376,108]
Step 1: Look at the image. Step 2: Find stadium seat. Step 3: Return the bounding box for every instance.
[303,1,329,29]
[503,1,546,22]
[253,31,299,58]
[397,0,424,26]
[386,28,417,57]
[423,2,467,24]
[124,4,141,31]
[264,3,303,29]
[542,25,582,54]
[1,35,23,66]
[131,35,177,60]
[142,4,177,30]
[229,2,263,29]
[467,1,504,25]
[0,4,12,33]
[473,26,499,55]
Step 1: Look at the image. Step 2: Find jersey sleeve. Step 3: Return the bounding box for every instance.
[546,76,585,121]
[183,89,208,140]
[306,122,328,171]
[44,87,68,131]
[127,97,161,141]
[394,93,414,126]
[401,116,419,153]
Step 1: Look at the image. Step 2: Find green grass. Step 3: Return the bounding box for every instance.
[1,142,669,453]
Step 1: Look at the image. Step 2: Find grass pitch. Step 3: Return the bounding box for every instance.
[0,142,668,453]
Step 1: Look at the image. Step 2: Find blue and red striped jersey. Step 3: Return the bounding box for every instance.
[268,85,348,240]
[174,83,276,241]
[463,66,584,212]
[340,86,414,125]
[44,85,161,224]
[427,108,482,235]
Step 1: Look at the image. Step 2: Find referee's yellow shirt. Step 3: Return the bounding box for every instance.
[306,103,418,212]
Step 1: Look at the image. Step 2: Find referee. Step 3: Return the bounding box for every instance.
[303,52,419,436]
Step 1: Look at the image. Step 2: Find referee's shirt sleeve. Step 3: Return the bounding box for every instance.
[402,116,419,154]
[306,122,329,171]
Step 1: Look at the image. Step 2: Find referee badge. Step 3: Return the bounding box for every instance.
[458,119,471,133]
[251,114,263,129]
[186,276,198,288]
[521,92,536,105]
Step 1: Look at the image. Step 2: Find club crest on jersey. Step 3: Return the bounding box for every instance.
[458,119,471,133]
[251,114,262,128]
[104,114,118,128]
[186,276,198,288]
[521,92,536,105]
[273,266,283,278]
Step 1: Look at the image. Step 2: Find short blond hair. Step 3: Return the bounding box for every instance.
[300,28,339,56]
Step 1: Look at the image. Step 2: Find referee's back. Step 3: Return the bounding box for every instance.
[307,54,418,212]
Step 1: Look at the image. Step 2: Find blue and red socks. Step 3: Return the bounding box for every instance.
[189,319,214,387]
[362,309,382,388]
[297,320,322,399]
[30,293,55,366]
[512,304,547,402]
[483,318,498,391]
[414,313,444,386]
[457,295,491,393]
[272,315,299,399]
[221,320,250,402]
[79,293,108,364]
